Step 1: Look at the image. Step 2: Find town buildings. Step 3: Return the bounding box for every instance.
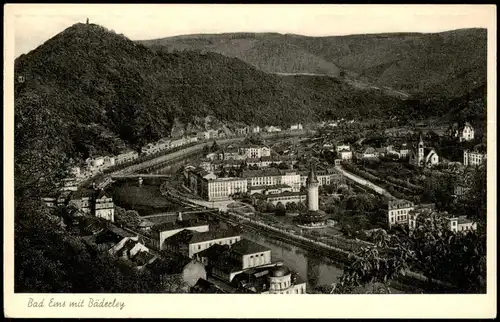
[290,124,303,131]
[463,149,487,166]
[197,239,307,294]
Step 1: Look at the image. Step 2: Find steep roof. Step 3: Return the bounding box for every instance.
[306,167,318,184]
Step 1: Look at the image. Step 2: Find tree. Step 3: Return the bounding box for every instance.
[296,201,307,212]
[265,202,276,213]
[278,162,289,170]
[286,201,298,213]
[331,207,487,294]
[275,202,286,216]
[115,209,141,228]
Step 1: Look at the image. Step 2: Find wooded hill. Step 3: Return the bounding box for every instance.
[140,28,487,98]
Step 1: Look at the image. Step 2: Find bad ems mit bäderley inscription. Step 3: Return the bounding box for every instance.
[28,297,125,310]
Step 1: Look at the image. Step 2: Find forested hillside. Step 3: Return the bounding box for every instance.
[16,23,414,160]
[141,28,487,97]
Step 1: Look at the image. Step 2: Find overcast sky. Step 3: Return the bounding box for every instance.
[12,4,495,58]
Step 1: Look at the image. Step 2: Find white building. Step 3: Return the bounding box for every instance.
[463,150,486,166]
[264,126,282,133]
[455,122,475,142]
[446,216,478,233]
[336,144,350,153]
[242,169,301,193]
[251,126,261,133]
[339,150,353,161]
[95,191,115,222]
[387,199,415,228]
[148,217,210,251]
[290,124,303,131]
[239,145,271,159]
[165,228,242,259]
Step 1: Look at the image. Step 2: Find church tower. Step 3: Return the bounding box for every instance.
[418,133,425,166]
[306,166,319,212]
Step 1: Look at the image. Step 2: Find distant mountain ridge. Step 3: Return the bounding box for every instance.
[139,28,487,98]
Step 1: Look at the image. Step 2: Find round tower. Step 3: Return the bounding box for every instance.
[306,167,319,211]
[138,176,143,186]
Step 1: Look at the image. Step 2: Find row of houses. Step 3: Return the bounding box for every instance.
[42,186,116,222]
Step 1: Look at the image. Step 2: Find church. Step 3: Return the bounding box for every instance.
[408,133,439,168]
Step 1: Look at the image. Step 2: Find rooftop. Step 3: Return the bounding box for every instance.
[165,228,241,245]
[241,168,282,178]
[249,184,292,191]
[231,239,270,256]
[151,218,208,233]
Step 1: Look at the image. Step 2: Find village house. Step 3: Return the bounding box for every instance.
[361,147,378,159]
[235,125,250,137]
[446,216,477,233]
[251,125,261,133]
[455,122,475,142]
[463,149,486,166]
[264,125,282,133]
[290,123,303,131]
[339,150,353,161]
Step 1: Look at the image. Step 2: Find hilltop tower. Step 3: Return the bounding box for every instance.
[86,18,89,24]
[306,166,319,212]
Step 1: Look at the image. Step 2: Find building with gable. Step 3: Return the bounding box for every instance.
[409,133,439,168]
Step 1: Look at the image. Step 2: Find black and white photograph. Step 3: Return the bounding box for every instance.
[4,4,496,319]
